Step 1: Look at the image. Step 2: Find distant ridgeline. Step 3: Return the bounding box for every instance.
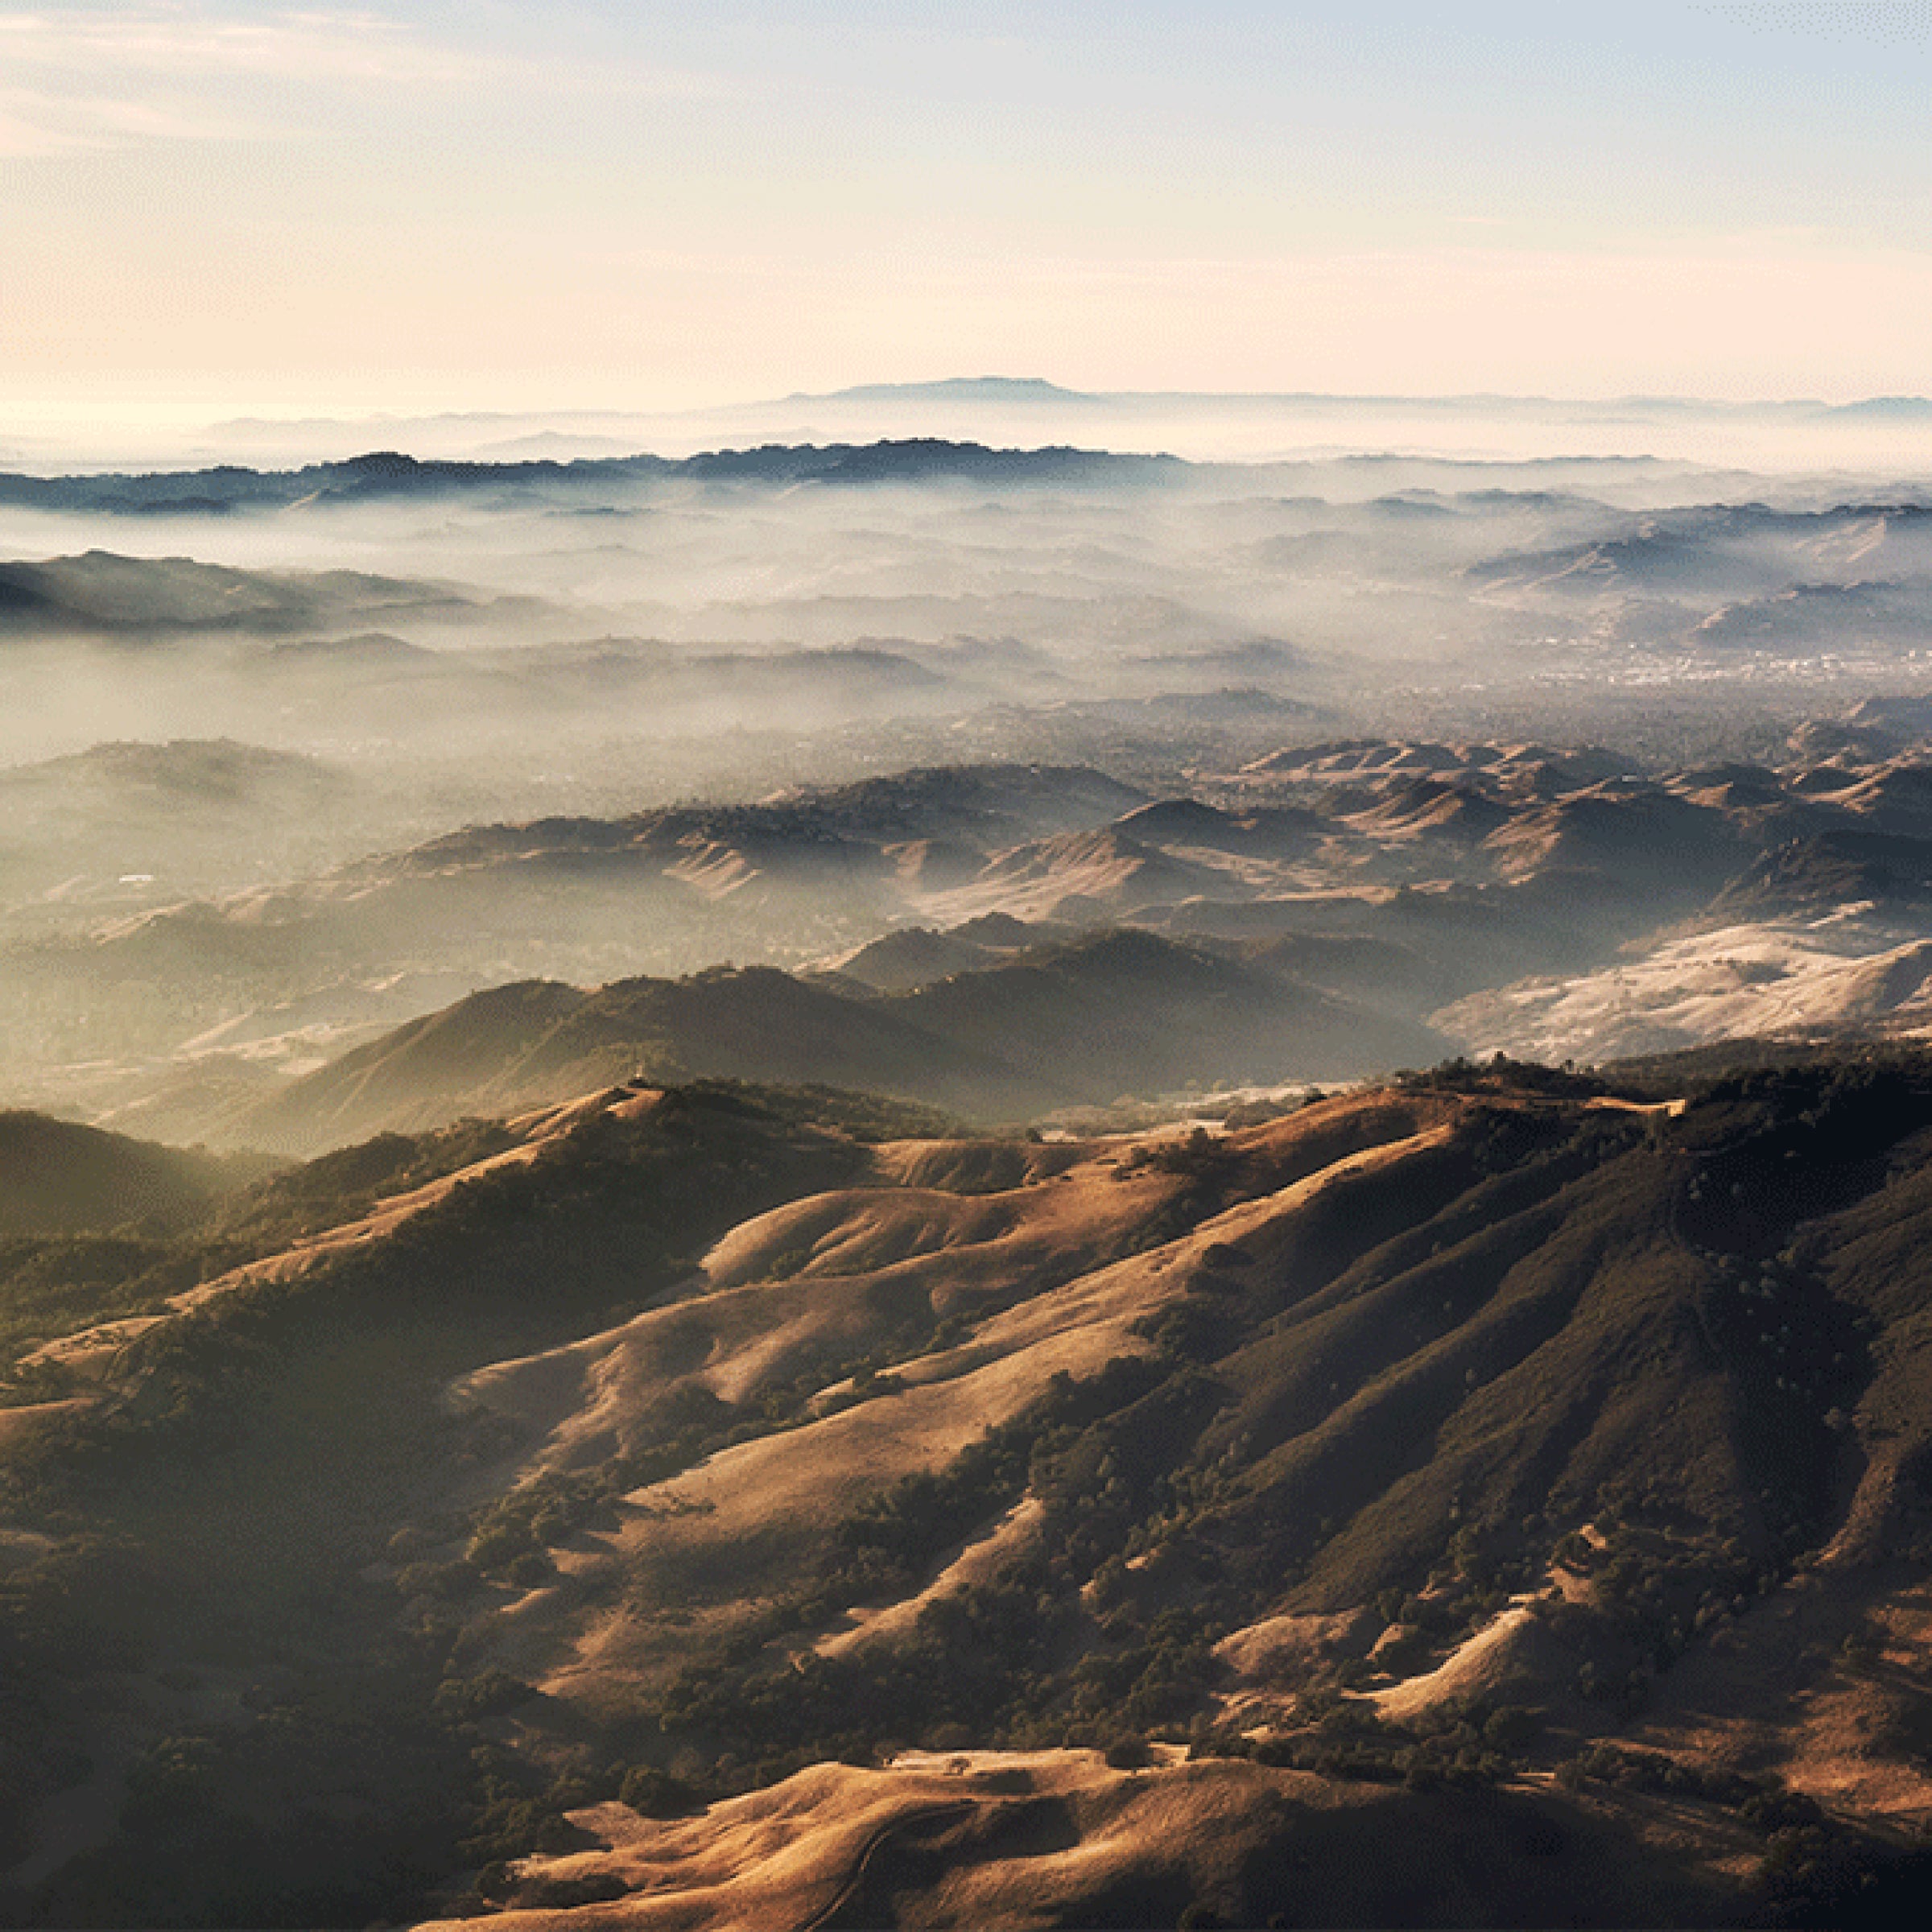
[0,440,1187,515]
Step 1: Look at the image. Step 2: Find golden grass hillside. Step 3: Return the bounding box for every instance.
[7,1059,1932,1925]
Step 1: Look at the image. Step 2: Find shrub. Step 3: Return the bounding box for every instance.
[1483,1704,1541,1752]
[618,1766,696,1818]
[433,1670,534,1723]
[505,1550,554,1589]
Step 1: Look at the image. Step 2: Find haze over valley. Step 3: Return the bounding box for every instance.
[4,374,1932,1928]
[14,0,1932,1913]
[6,409,1932,1147]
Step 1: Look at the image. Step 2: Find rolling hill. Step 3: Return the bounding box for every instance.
[0,1111,244,1238]
[0,551,480,638]
[5,1053,1932,1923]
[30,737,1932,1137]
[225,930,1445,1154]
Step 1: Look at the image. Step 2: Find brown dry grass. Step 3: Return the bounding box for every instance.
[447,1746,1739,1930]
[454,1103,1463,1708]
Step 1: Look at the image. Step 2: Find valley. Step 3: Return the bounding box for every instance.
[16,0,1932,1919]
[5,428,1932,1927]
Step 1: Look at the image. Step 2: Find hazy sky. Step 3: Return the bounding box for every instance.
[3,1,1930,413]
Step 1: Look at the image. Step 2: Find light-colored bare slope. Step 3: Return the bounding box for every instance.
[440,1747,1734,1931]
[446,1096,1459,1709]
[1435,918,1932,1065]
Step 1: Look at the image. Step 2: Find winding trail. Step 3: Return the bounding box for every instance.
[796,1797,979,1932]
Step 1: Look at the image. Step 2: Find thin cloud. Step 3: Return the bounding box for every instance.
[0,76,273,153]
[0,4,745,153]
[0,7,440,82]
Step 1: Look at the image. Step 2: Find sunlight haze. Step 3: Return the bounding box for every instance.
[3,0,1929,417]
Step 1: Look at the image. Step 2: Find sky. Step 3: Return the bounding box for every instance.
[2,0,1930,415]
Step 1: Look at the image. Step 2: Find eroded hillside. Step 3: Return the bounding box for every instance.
[26,721,1932,1152]
[5,1056,1932,1924]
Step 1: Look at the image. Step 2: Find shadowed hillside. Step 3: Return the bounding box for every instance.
[5,1053,1932,1923]
[0,1113,246,1240]
[223,932,1446,1154]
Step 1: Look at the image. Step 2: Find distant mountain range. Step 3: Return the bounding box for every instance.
[21,383,1932,486]
[35,734,1932,1146]
[783,378,1932,420]
[0,440,1185,516]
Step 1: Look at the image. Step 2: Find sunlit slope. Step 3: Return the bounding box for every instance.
[456,1751,1737,1932]
[1438,922,1932,1063]
[10,1060,1932,1923]
[432,1067,1921,1721]
[448,1093,1455,1714]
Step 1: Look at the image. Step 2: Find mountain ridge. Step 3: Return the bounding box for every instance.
[8,1052,1932,1924]
[0,440,1188,516]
